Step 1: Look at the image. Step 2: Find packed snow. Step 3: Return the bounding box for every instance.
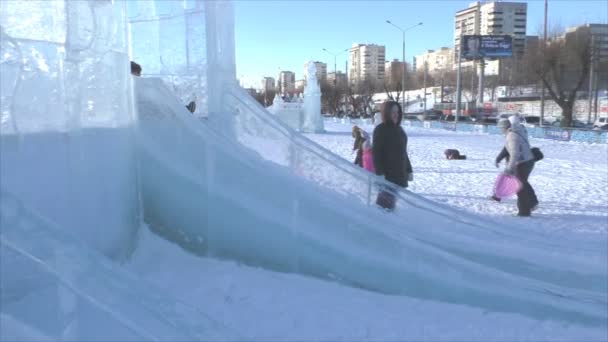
[128,226,607,341]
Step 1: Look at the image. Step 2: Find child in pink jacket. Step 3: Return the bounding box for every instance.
[360,130,375,173]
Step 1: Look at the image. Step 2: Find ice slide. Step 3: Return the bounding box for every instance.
[0,191,238,341]
[134,77,607,326]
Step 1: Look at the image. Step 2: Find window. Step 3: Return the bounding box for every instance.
[515,25,526,29]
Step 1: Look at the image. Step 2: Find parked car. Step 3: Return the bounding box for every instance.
[403,113,419,121]
[523,116,550,126]
[417,109,442,121]
[593,117,608,129]
[441,114,473,122]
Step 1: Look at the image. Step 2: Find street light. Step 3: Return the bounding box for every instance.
[322,48,349,114]
[386,20,423,112]
[322,48,349,85]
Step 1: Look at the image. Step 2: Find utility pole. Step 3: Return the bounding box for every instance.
[587,35,595,124]
[322,48,349,114]
[478,57,485,113]
[540,0,548,125]
[455,20,465,121]
[440,70,445,103]
[423,60,428,113]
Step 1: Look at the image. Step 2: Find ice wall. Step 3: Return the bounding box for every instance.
[0,1,139,259]
[127,0,236,119]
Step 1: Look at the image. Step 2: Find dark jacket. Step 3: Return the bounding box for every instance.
[373,123,412,187]
[496,147,509,164]
[353,135,364,167]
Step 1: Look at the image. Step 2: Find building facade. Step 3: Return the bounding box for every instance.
[295,79,305,93]
[563,24,608,63]
[304,61,327,84]
[278,71,296,96]
[384,59,406,88]
[327,71,348,88]
[454,1,528,73]
[261,77,275,93]
[413,47,454,74]
[349,43,386,89]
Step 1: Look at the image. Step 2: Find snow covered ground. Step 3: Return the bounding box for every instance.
[309,120,608,238]
[123,120,607,341]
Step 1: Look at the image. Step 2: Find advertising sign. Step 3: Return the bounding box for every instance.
[462,35,513,59]
[544,128,572,142]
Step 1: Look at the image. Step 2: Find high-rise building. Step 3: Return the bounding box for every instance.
[349,44,386,88]
[454,1,528,72]
[413,48,454,74]
[384,59,406,87]
[562,24,608,63]
[278,71,295,95]
[304,61,327,84]
[261,77,275,93]
[295,79,306,93]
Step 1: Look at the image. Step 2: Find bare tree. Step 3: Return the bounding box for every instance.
[383,78,402,103]
[320,80,348,115]
[528,25,593,126]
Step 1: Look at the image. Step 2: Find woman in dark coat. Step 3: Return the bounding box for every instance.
[372,101,413,210]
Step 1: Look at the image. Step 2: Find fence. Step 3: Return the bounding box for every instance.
[403,120,607,144]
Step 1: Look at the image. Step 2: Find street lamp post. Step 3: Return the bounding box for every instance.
[322,48,349,114]
[322,48,349,86]
[386,20,422,112]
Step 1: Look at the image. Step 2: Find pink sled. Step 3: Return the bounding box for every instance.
[494,173,522,198]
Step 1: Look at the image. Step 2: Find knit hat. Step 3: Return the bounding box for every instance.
[497,118,511,129]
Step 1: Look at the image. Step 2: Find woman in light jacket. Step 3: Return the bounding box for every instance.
[498,119,538,216]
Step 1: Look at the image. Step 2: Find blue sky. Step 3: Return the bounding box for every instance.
[234,0,608,88]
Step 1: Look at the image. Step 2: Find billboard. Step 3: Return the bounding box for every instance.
[462,35,513,59]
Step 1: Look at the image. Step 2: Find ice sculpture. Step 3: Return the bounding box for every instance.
[302,61,324,133]
[0,0,139,259]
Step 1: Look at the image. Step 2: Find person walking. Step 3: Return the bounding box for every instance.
[498,119,538,216]
[372,101,413,210]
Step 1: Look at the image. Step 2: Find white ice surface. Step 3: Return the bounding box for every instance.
[128,226,607,341]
